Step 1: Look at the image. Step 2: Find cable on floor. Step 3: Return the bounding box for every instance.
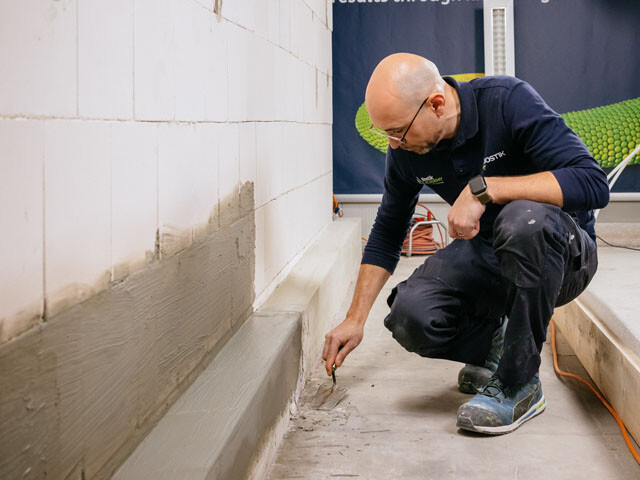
[596,235,640,252]
[550,320,640,465]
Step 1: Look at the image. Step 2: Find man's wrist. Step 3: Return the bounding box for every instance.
[484,177,500,204]
[345,311,367,326]
[469,175,493,205]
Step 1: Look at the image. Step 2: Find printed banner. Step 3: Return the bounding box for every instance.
[332,0,640,193]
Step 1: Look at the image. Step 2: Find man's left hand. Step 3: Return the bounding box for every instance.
[447,186,485,239]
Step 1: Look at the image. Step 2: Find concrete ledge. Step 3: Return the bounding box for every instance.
[553,247,640,445]
[580,248,640,359]
[114,312,302,480]
[261,218,362,381]
[114,218,362,479]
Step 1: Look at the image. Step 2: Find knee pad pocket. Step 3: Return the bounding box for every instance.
[494,202,564,288]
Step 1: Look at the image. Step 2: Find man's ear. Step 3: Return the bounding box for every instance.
[429,93,446,117]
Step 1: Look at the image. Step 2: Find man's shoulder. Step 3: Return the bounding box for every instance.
[469,75,526,93]
[468,76,542,116]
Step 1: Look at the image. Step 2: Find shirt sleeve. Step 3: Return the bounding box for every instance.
[361,149,422,274]
[503,81,610,212]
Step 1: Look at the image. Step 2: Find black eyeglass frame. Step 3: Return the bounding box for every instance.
[368,96,430,144]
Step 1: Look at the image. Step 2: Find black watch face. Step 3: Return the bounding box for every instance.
[469,176,486,194]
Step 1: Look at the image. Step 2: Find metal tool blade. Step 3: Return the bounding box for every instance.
[310,384,348,410]
[311,365,348,410]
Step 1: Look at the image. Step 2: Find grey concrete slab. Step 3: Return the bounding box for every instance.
[581,247,640,356]
[114,312,302,480]
[268,256,640,480]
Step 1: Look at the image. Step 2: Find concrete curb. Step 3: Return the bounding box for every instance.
[113,312,302,480]
[260,218,362,384]
[114,218,361,479]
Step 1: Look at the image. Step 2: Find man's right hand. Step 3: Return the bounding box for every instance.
[322,319,364,376]
[321,263,391,377]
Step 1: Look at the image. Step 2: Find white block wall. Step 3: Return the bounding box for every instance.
[0,0,333,341]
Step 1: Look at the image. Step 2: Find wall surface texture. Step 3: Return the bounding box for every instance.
[0,0,333,478]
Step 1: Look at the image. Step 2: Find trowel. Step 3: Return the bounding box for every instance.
[311,364,348,411]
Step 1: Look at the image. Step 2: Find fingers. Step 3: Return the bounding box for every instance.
[323,322,363,375]
[324,336,340,376]
[449,223,476,239]
[458,225,479,240]
[335,340,355,367]
[448,218,468,239]
[323,329,339,376]
[459,222,480,240]
[450,227,468,239]
[467,222,480,240]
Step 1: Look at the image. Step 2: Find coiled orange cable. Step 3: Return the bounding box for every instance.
[550,320,640,465]
[401,223,439,255]
[400,204,445,255]
[361,204,445,256]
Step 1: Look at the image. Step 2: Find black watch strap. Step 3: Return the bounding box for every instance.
[475,190,492,205]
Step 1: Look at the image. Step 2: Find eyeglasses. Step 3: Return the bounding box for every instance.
[368,97,429,144]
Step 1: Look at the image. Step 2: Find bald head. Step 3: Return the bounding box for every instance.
[365,53,445,129]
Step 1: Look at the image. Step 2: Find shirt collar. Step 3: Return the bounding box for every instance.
[443,76,479,150]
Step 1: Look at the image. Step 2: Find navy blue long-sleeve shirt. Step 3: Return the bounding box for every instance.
[362,76,610,274]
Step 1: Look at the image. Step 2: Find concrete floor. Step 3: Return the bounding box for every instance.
[268,257,640,480]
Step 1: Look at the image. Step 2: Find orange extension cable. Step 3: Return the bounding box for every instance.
[400,204,445,255]
[361,204,445,256]
[550,320,640,465]
[401,223,439,255]
[332,194,343,217]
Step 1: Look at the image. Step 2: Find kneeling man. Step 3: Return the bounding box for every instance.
[322,53,608,434]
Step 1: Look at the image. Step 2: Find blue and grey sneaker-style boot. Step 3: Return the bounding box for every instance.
[456,374,546,435]
[458,316,508,394]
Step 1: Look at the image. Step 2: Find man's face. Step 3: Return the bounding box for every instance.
[376,98,444,155]
[387,100,445,155]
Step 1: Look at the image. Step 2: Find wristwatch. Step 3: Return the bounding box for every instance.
[469,175,492,205]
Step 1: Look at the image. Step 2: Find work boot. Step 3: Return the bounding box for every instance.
[457,316,508,394]
[456,374,546,435]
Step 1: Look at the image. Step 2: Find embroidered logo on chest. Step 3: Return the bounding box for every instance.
[416,175,444,186]
[483,150,506,170]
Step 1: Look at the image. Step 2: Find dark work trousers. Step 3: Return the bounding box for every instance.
[384,200,598,387]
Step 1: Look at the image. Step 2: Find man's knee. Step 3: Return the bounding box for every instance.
[493,200,562,287]
[493,200,552,246]
[385,288,453,357]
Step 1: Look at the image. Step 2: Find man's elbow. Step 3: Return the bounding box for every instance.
[595,185,610,210]
[593,170,610,210]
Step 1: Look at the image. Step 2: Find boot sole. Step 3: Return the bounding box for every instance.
[456,396,546,435]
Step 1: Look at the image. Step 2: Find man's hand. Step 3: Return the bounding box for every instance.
[447,185,486,239]
[322,319,364,376]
